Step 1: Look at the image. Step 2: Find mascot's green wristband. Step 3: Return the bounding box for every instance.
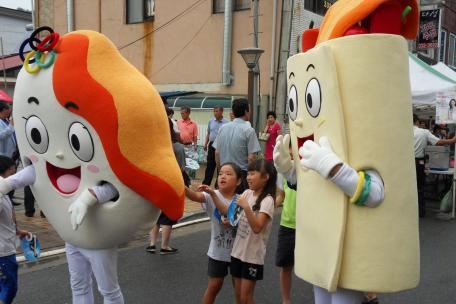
[36,50,56,69]
[356,173,371,206]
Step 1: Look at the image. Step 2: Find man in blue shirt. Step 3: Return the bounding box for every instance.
[202,106,229,186]
[213,98,261,193]
[0,102,16,159]
[0,102,23,208]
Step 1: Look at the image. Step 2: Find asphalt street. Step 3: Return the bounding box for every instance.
[15,210,456,304]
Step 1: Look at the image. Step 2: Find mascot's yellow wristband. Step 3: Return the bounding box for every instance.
[349,171,365,204]
[24,51,41,74]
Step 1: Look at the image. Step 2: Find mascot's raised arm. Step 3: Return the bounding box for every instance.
[274,0,420,303]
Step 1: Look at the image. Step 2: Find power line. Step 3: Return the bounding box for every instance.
[0,30,29,34]
[118,0,208,50]
[151,15,211,77]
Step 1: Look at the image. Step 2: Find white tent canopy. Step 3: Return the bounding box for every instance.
[409,54,456,105]
[432,62,456,82]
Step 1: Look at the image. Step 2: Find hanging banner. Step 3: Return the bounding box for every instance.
[417,9,440,49]
[436,90,456,124]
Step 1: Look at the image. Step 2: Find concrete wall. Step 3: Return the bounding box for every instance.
[442,1,456,35]
[274,0,324,128]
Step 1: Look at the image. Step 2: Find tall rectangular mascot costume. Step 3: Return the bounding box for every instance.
[273,1,420,303]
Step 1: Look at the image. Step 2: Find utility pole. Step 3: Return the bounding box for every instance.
[30,0,35,29]
[252,0,259,48]
[252,0,260,130]
[0,37,7,89]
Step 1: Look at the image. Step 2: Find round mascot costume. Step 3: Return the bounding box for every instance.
[273,0,420,303]
[2,28,185,303]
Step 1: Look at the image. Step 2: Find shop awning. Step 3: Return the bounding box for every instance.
[432,62,456,82]
[159,91,198,98]
[0,54,23,70]
[168,95,235,109]
[0,90,12,103]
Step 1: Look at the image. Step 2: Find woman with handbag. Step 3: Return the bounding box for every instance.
[261,111,282,161]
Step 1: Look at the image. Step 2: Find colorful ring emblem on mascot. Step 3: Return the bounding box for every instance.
[20,26,60,74]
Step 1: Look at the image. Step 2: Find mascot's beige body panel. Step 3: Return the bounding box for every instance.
[288,45,349,290]
[289,35,419,292]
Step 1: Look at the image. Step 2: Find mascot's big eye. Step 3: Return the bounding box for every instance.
[288,85,298,121]
[68,122,94,162]
[305,78,321,118]
[25,116,49,154]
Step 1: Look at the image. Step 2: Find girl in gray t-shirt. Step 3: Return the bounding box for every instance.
[0,156,30,304]
[185,162,242,304]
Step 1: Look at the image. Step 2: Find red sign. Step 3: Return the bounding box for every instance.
[417,9,440,50]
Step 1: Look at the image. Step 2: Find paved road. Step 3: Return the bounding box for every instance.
[15,210,456,304]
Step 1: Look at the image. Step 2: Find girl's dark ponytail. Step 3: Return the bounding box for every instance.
[247,159,277,211]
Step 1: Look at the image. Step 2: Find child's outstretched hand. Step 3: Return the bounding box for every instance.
[198,184,216,195]
[236,196,249,210]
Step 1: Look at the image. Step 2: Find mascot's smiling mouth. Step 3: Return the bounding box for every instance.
[46,162,81,194]
[297,134,314,159]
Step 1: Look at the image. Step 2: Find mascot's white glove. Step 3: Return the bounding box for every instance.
[273,134,293,174]
[0,177,12,200]
[68,189,97,230]
[299,136,343,178]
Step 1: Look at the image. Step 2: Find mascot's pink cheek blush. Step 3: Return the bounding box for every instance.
[87,164,100,173]
[29,155,39,163]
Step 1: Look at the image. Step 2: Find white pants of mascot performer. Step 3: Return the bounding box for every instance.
[275,136,385,304]
[2,166,124,304]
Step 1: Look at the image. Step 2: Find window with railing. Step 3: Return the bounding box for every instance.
[213,0,250,14]
[126,0,155,24]
[449,33,456,68]
[440,29,447,62]
[304,0,337,16]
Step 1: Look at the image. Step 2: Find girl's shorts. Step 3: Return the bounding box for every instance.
[230,256,264,281]
[208,257,230,278]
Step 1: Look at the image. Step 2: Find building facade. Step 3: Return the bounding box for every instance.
[0,7,32,55]
[439,0,456,68]
[0,6,32,96]
[414,0,456,68]
[35,0,283,130]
